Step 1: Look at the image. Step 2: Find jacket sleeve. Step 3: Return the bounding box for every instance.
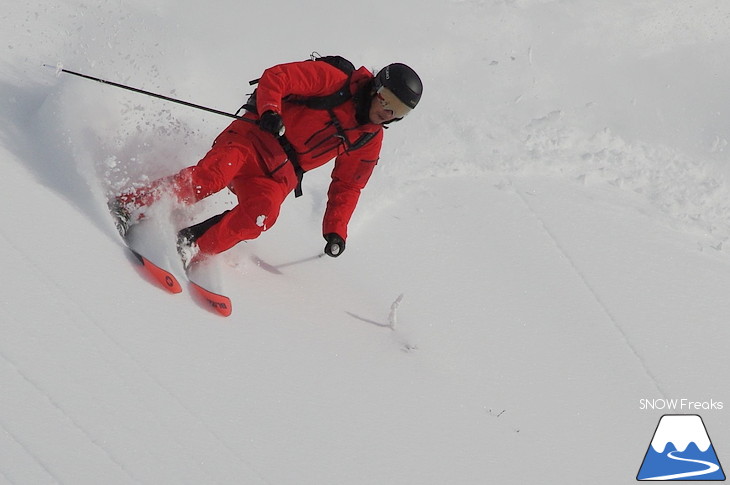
[255,60,347,115]
[322,132,384,240]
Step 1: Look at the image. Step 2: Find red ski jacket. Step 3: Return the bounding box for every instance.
[242,60,384,240]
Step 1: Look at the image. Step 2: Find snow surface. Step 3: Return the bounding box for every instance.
[2,0,730,483]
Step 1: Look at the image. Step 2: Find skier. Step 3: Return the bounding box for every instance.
[110,57,423,265]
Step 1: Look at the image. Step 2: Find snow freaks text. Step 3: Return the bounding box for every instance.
[639,399,724,411]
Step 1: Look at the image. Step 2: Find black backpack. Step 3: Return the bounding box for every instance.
[242,54,356,114]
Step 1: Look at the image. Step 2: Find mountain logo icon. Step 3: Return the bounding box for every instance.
[637,414,725,481]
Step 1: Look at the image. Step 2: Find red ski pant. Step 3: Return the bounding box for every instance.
[126,142,290,255]
[189,144,289,255]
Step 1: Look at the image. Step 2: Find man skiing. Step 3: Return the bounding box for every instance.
[110,56,423,265]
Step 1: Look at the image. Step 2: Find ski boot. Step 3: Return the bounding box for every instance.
[108,197,134,238]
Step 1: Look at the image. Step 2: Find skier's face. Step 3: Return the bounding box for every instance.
[369,87,411,124]
[369,92,397,124]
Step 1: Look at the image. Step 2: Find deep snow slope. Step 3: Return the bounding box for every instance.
[2,0,730,484]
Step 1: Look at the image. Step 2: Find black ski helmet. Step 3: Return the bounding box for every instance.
[374,63,423,112]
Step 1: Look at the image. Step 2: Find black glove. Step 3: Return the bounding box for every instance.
[258,110,285,137]
[324,233,346,258]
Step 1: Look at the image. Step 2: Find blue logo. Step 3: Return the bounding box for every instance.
[637,414,725,481]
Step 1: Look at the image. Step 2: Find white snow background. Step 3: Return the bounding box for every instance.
[2,0,730,483]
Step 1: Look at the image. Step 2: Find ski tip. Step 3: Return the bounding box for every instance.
[134,251,183,294]
[189,281,232,317]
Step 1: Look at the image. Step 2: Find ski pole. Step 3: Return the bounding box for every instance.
[46,65,311,196]
[274,253,326,269]
[44,64,250,121]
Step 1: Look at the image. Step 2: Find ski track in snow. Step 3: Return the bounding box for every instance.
[0,316,141,484]
[510,179,668,398]
[0,357,63,485]
[0,231,271,485]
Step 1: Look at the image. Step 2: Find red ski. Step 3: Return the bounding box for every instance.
[110,199,231,316]
[128,248,183,294]
[189,280,232,317]
[128,246,232,317]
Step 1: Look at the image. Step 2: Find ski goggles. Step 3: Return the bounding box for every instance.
[376,86,412,119]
